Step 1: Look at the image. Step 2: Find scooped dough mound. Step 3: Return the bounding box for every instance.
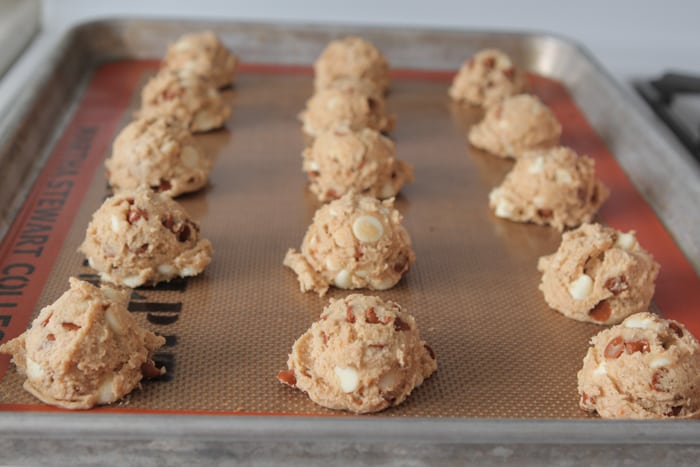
[303,127,413,202]
[468,94,561,158]
[538,223,659,325]
[299,79,395,138]
[488,146,609,230]
[0,278,165,410]
[80,188,213,288]
[578,312,700,419]
[105,116,211,197]
[162,30,238,88]
[277,294,436,414]
[138,70,231,133]
[314,36,390,94]
[284,193,415,296]
[449,49,527,107]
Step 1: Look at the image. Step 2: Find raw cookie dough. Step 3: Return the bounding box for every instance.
[578,312,700,419]
[299,79,395,138]
[284,193,415,296]
[138,70,231,133]
[105,116,211,197]
[277,294,436,414]
[538,223,660,325]
[303,127,413,202]
[449,49,527,108]
[80,188,213,288]
[314,36,391,94]
[162,30,238,89]
[0,278,165,410]
[488,146,609,230]
[468,94,561,158]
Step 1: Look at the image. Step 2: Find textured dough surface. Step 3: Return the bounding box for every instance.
[538,223,659,325]
[162,30,238,89]
[277,294,436,414]
[284,193,415,296]
[489,146,609,230]
[138,70,231,133]
[303,127,413,202]
[578,312,700,419]
[468,94,561,158]
[299,79,395,138]
[313,36,390,94]
[449,49,527,107]
[80,188,213,288]
[0,278,165,410]
[106,116,211,197]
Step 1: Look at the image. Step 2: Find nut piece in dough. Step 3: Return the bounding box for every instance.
[538,223,659,325]
[468,94,561,158]
[303,127,413,202]
[449,49,527,107]
[162,31,238,89]
[80,188,213,288]
[578,312,700,419]
[0,278,165,410]
[105,116,211,197]
[284,193,415,296]
[277,294,436,414]
[138,70,231,133]
[488,146,609,230]
[314,36,390,94]
[299,79,395,138]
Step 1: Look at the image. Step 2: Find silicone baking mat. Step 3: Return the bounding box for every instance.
[0,61,697,418]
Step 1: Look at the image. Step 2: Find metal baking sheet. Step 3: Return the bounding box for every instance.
[0,19,698,445]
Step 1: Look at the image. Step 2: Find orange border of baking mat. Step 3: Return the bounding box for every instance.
[0,61,697,415]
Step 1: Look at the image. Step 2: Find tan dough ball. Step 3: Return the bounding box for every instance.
[277,294,436,414]
[303,127,413,202]
[468,94,561,158]
[162,30,238,88]
[314,36,390,94]
[578,312,700,419]
[0,278,165,410]
[284,193,415,296]
[138,70,231,133]
[449,49,527,107]
[80,188,213,288]
[299,79,395,138]
[538,223,659,325]
[105,117,211,197]
[488,146,609,230]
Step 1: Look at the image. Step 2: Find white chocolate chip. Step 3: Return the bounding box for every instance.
[123,276,144,288]
[528,156,545,174]
[158,264,176,276]
[380,183,395,199]
[329,208,339,217]
[495,199,515,218]
[369,276,396,290]
[555,169,573,185]
[181,266,198,277]
[104,308,123,334]
[160,140,178,156]
[533,196,546,208]
[180,145,199,168]
[334,366,359,393]
[650,357,672,369]
[334,269,352,289]
[624,316,654,330]
[568,274,593,300]
[615,232,637,251]
[325,257,341,272]
[378,370,400,391]
[110,215,121,233]
[192,111,220,131]
[355,269,369,278]
[593,361,607,376]
[308,160,320,172]
[26,357,44,380]
[96,375,117,404]
[352,215,384,243]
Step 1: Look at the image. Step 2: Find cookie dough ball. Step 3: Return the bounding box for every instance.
[0,278,165,410]
[489,147,609,230]
[105,117,211,197]
[538,223,660,325]
[138,70,231,133]
[80,188,213,288]
[162,31,238,88]
[314,36,390,94]
[449,49,527,107]
[299,79,395,138]
[303,127,413,202]
[277,294,436,414]
[284,193,415,296]
[578,312,700,419]
[468,94,561,158]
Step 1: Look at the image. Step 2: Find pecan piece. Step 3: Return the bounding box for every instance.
[61,322,81,331]
[589,300,612,322]
[605,276,628,295]
[161,213,176,231]
[46,333,55,342]
[650,369,668,392]
[177,224,191,242]
[424,343,436,360]
[536,208,553,219]
[277,369,297,387]
[669,322,684,338]
[604,336,624,359]
[503,67,516,80]
[127,207,149,224]
[665,406,683,417]
[624,339,650,354]
[346,306,356,324]
[482,56,496,69]
[365,307,380,324]
[141,360,163,379]
[154,178,172,193]
[394,316,410,332]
